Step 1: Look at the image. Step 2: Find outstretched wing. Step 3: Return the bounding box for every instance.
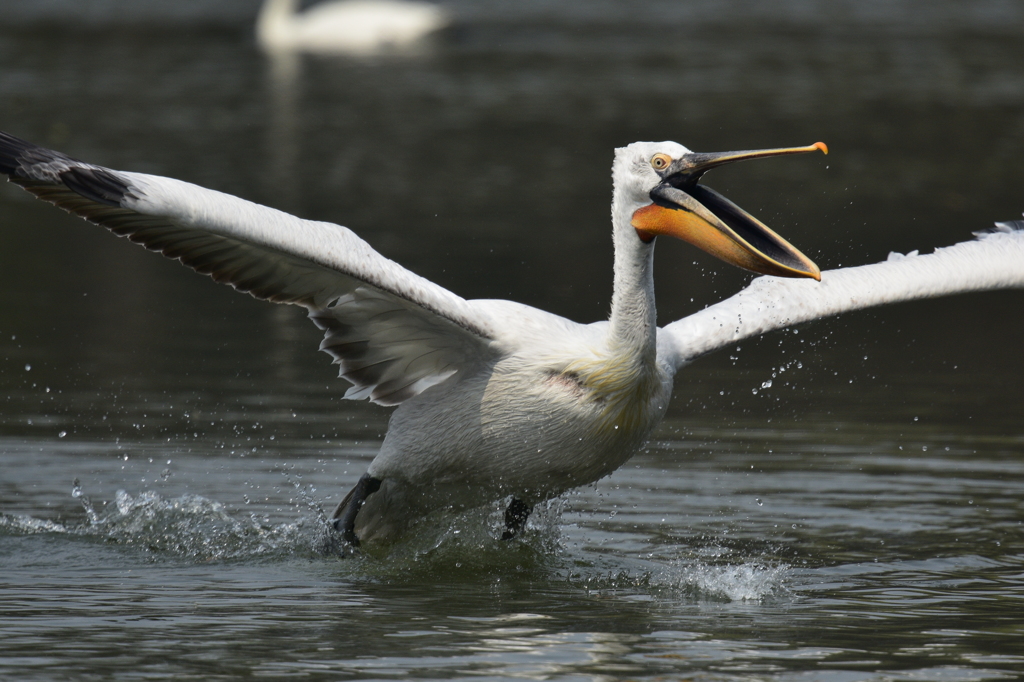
[658,222,1024,370]
[0,131,499,405]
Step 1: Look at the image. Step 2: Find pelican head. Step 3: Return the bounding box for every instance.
[616,140,827,280]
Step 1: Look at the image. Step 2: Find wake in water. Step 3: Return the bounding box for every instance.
[0,479,559,566]
[0,486,332,562]
[0,474,351,562]
[560,549,789,603]
[0,480,790,601]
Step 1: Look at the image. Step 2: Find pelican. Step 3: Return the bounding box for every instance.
[256,0,448,55]
[2,130,1022,551]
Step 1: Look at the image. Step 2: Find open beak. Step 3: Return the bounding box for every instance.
[631,142,826,281]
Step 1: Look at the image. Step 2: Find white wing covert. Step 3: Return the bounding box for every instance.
[0,131,498,405]
[658,222,1024,370]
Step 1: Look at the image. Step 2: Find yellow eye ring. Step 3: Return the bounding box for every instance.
[650,153,671,170]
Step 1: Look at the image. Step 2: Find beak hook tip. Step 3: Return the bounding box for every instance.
[813,141,828,155]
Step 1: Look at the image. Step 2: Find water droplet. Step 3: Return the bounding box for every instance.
[24,364,31,371]
[756,498,763,506]
[58,430,66,438]
[71,479,100,524]
[761,380,773,389]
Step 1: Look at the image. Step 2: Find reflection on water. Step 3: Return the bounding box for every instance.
[2,1,1024,679]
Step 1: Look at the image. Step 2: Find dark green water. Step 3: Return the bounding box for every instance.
[2,1,1024,679]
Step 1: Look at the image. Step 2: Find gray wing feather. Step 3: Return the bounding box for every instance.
[1,131,498,405]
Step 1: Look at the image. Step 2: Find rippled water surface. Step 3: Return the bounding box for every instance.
[2,1,1024,679]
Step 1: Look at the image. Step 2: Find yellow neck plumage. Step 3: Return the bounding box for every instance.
[564,346,661,434]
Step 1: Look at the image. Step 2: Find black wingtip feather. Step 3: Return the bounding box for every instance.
[0,130,36,176]
[60,167,132,207]
[0,129,84,179]
[1,130,133,207]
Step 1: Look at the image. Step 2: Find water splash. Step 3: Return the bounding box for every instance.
[103,489,308,560]
[0,513,69,535]
[0,480,566,572]
[2,481,788,600]
[277,466,346,556]
[1,484,340,563]
[560,558,788,602]
[666,561,789,601]
[72,477,100,525]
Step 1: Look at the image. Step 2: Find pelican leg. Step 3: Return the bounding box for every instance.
[501,498,532,540]
[331,474,381,546]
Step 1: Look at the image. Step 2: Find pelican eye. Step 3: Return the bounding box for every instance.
[650,153,672,170]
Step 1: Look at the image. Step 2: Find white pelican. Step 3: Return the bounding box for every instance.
[256,0,448,55]
[2,130,1022,550]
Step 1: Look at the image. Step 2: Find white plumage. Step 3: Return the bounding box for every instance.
[659,224,1024,368]
[256,0,448,55]
[2,131,1021,550]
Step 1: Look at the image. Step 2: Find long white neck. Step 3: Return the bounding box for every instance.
[257,0,298,48]
[607,185,658,363]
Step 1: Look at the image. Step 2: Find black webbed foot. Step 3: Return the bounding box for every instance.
[331,474,381,547]
[501,497,532,540]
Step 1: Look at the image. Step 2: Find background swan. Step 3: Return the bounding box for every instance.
[257,0,449,55]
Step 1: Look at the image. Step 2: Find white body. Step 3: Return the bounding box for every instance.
[3,132,1023,549]
[257,0,448,55]
[354,300,673,542]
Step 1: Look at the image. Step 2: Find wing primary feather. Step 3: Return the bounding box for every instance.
[320,340,372,362]
[659,222,1024,370]
[59,167,134,207]
[2,130,502,406]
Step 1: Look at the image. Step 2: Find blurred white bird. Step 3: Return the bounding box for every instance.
[257,0,448,55]
[2,130,1022,551]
